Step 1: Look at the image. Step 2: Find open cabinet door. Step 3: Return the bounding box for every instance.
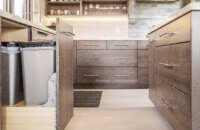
[56,18,74,130]
[0,17,2,130]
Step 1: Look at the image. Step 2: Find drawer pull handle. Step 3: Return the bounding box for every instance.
[159,62,176,68]
[115,44,129,46]
[159,32,175,38]
[114,57,131,59]
[84,58,99,60]
[61,31,75,36]
[84,44,100,46]
[114,75,130,77]
[37,31,49,36]
[84,74,99,77]
[160,99,173,111]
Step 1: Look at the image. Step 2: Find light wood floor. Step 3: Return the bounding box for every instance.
[65,89,173,130]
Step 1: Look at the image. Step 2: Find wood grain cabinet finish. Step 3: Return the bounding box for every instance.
[156,79,191,130]
[77,50,137,67]
[77,67,137,84]
[31,28,56,42]
[155,42,191,95]
[155,13,191,46]
[107,40,137,50]
[75,40,148,88]
[148,10,200,130]
[77,40,106,49]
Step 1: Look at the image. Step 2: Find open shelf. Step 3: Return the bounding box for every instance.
[48,1,80,5]
[45,0,128,16]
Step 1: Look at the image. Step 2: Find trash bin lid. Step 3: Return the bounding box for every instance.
[2,42,19,47]
[1,42,20,54]
[19,42,56,48]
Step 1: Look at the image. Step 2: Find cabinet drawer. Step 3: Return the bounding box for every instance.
[107,41,137,50]
[156,79,191,130]
[155,42,191,95]
[77,67,137,84]
[77,41,106,49]
[155,13,191,46]
[31,28,55,42]
[77,50,137,67]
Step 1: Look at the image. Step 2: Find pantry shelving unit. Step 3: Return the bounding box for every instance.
[45,0,129,16]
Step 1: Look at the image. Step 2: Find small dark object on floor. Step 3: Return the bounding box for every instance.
[74,91,102,107]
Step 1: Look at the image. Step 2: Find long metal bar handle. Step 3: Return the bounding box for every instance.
[160,99,173,111]
[159,62,176,67]
[84,44,100,46]
[159,32,175,38]
[61,31,75,36]
[114,57,131,59]
[115,44,129,46]
[114,75,130,77]
[84,74,99,77]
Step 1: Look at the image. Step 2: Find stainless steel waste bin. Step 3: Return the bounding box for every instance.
[20,42,56,105]
[1,42,24,106]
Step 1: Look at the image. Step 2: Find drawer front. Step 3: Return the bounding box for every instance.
[155,13,191,46]
[77,40,106,50]
[138,40,148,50]
[77,50,137,67]
[138,50,148,67]
[156,79,191,130]
[32,28,55,42]
[138,67,148,86]
[155,42,191,95]
[77,67,137,84]
[107,41,137,50]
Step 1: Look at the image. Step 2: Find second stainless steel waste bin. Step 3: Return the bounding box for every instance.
[20,42,56,105]
[1,42,24,106]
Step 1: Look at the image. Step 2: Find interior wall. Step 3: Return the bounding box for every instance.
[41,0,185,39]
[43,16,129,39]
[128,0,184,39]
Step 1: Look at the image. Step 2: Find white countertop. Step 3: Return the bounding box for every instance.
[74,37,148,41]
[148,2,200,34]
[0,10,56,34]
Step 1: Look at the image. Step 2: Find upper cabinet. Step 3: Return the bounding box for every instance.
[45,0,129,16]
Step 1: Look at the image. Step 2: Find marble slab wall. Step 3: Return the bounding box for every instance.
[128,0,183,38]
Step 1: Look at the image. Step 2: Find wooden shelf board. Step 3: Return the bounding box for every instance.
[82,0,128,4]
[48,1,80,5]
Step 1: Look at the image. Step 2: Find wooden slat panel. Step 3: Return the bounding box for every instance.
[2,107,56,130]
[56,18,74,130]
[77,50,137,67]
[77,67,137,84]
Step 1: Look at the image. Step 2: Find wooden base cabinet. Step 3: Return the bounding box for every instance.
[75,40,148,89]
[148,4,200,130]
